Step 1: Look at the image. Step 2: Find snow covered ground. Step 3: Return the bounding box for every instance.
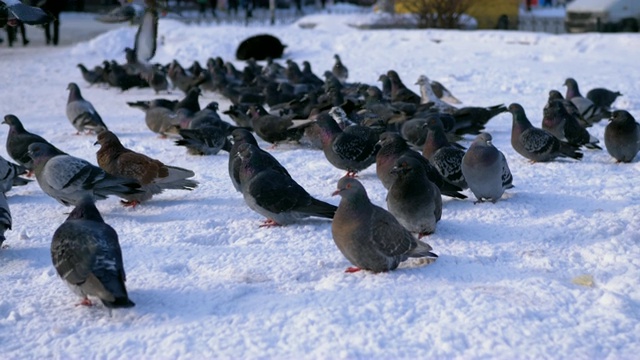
[1,7,639,359]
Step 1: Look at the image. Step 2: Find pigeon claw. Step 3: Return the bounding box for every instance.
[121,200,140,208]
[259,219,281,228]
[345,267,362,273]
[345,171,358,178]
[75,297,94,307]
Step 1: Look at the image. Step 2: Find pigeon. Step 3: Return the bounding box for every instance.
[331,176,438,273]
[124,8,158,76]
[134,100,182,137]
[0,192,11,248]
[586,88,622,109]
[375,131,466,199]
[508,103,583,162]
[28,142,142,207]
[2,114,62,173]
[422,119,468,190]
[430,80,462,105]
[604,110,640,163]
[95,131,198,206]
[0,155,30,193]
[174,126,231,156]
[66,83,109,135]
[386,155,442,237]
[236,143,337,227]
[247,104,305,145]
[542,99,601,150]
[77,64,105,86]
[415,75,457,112]
[51,196,135,309]
[0,0,53,25]
[546,90,591,128]
[387,70,421,104]
[315,113,380,177]
[228,128,288,192]
[564,78,610,125]
[331,54,349,84]
[461,133,513,203]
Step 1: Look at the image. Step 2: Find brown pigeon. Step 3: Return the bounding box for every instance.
[95,131,198,206]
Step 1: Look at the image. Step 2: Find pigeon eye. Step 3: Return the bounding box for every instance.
[346,183,352,189]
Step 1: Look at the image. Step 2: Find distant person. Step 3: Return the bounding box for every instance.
[525,0,532,12]
[38,0,67,46]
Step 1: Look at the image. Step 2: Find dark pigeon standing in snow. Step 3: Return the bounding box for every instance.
[508,103,583,162]
[0,0,53,25]
[51,196,135,309]
[228,129,288,192]
[375,131,466,199]
[331,176,438,273]
[461,133,513,203]
[237,143,336,227]
[2,114,62,174]
[564,78,610,125]
[315,113,380,177]
[586,88,622,109]
[604,110,640,163]
[386,155,442,238]
[0,192,11,248]
[0,155,30,193]
[66,83,109,135]
[331,54,349,84]
[422,118,468,190]
[95,131,198,207]
[28,142,141,207]
[546,90,591,128]
[542,99,601,150]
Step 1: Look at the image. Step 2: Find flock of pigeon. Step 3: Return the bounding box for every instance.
[1,31,638,312]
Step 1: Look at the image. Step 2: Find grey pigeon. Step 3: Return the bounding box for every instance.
[387,70,421,104]
[0,155,30,193]
[28,142,141,207]
[386,155,442,237]
[586,88,622,109]
[375,132,466,199]
[0,193,11,248]
[564,78,610,125]
[422,119,467,190]
[2,114,62,174]
[331,176,438,273]
[331,54,349,84]
[51,196,135,309]
[604,110,640,163]
[508,103,583,162]
[542,99,601,150]
[135,100,182,137]
[175,126,231,156]
[66,83,109,135]
[415,75,457,112]
[95,131,198,206]
[77,64,105,86]
[430,80,462,105]
[0,0,53,25]
[237,143,336,227]
[461,133,513,203]
[315,113,380,177]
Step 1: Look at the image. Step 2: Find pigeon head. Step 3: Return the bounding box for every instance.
[332,176,368,199]
[66,82,82,102]
[94,130,124,149]
[548,90,564,102]
[204,102,219,111]
[231,128,257,146]
[563,78,581,99]
[27,142,58,162]
[415,75,430,86]
[377,132,406,149]
[2,114,24,129]
[66,195,104,223]
[610,110,633,123]
[475,132,493,145]
[314,113,342,143]
[390,155,418,177]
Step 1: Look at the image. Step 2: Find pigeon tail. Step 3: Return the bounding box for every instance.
[559,143,584,160]
[301,198,337,219]
[408,240,438,259]
[102,297,136,309]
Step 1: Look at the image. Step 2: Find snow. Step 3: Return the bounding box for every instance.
[1,7,640,359]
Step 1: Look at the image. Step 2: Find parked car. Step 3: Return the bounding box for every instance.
[565,0,640,33]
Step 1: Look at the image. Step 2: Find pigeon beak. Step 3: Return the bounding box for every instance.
[331,189,342,196]
[93,141,99,146]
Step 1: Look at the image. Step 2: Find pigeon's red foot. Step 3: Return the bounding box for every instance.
[121,200,139,208]
[345,171,358,178]
[75,297,93,307]
[26,170,34,178]
[345,267,362,273]
[418,232,432,239]
[259,219,281,228]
